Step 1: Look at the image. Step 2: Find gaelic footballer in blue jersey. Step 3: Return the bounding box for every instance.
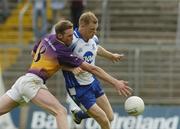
[62,11,132,129]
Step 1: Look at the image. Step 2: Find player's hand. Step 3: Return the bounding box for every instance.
[115,80,133,97]
[72,67,85,75]
[111,54,125,63]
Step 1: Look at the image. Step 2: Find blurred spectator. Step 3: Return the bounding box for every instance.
[1,0,9,18]
[70,0,86,28]
[32,0,47,40]
[51,0,66,24]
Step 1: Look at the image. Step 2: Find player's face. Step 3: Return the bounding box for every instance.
[61,28,73,46]
[84,22,98,40]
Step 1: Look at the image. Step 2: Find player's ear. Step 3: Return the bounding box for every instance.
[57,34,63,39]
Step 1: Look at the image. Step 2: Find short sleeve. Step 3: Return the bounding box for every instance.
[93,35,99,45]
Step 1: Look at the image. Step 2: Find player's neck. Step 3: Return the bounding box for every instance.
[79,29,88,42]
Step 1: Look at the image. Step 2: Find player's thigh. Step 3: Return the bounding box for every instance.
[0,94,19,115]
[96,94,114,121]
[31,88,66,116]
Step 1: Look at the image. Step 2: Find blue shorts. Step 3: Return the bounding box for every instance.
[68,79,104,111]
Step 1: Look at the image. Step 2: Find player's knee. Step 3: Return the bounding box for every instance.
[100,115,109,125]
[96,112,109,124]
[108,113,114,122]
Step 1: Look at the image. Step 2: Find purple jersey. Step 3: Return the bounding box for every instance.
[28,34,83,83]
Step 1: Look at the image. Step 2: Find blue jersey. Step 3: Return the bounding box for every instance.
[63,28,99,87]
[62,29,104,110]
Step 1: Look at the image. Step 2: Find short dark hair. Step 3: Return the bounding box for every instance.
[55,20,73,35]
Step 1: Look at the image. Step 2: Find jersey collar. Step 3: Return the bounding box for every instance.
[74,28,83,39]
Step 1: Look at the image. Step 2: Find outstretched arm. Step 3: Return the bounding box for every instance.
[79,61,132,96]
[97,45,124,63]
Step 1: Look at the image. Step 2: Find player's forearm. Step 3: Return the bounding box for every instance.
[61,65,74,72]
[97,46,113,60]
[92,66,118,86]
[80,62,117,86]
[62,66,84,75]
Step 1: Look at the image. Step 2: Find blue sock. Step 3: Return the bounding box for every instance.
[76,110,90,119]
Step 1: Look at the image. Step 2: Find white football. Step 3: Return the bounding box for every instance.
[124,96,145,116]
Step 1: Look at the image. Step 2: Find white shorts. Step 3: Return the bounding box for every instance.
[6,73,48,103]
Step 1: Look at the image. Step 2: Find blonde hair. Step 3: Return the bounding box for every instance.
[55,20,73,35]
[79,11,98,25]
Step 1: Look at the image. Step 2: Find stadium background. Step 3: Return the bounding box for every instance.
[0,0,180,129]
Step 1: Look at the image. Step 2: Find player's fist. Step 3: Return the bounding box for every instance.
[111,53,125,63]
